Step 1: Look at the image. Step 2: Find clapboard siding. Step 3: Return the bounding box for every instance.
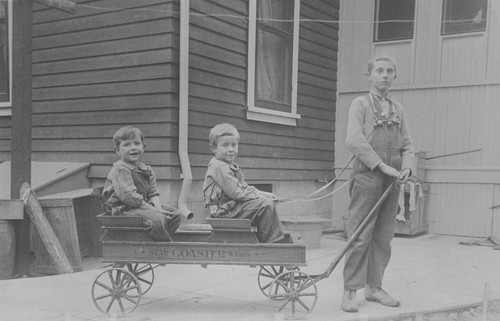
[33,34,177,63]
[23,1,181,177]
[2,0,338,192]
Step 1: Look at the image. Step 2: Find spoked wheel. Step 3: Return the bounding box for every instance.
[268,270,318,320]
[125,263,155,295]
[258,266,298,298]
[91,268,142,316]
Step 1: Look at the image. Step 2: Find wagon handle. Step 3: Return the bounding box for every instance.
[310,181,397,283]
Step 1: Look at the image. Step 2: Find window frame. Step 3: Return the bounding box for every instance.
[0,0,12,116]
[373,0,416,43]
[246,0,301,126]
[441,0,488,36]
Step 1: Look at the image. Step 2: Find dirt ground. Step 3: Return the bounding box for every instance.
[381,300,500,321]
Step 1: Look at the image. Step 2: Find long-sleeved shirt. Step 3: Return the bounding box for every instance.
[103,159,160,215]
[203,157,259,215]
[346,94,414,171]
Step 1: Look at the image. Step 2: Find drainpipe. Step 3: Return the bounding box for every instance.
[177,0,194,220]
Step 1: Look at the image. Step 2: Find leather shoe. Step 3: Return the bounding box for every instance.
[341,290,358,312]
[364,286,400,307]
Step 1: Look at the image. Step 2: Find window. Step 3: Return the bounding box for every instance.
[442,0,487,35]
[374,0,416,42]
[0,0,11,114]
[247,0,301,126]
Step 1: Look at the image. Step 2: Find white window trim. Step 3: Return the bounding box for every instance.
[246,0,301,126]
[0,0,12,116]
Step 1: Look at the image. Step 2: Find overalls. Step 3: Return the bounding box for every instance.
[343,95,404,290]
[110,164,181,242]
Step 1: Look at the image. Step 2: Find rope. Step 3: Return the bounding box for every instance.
[278,127,376,204]
[76,4,478,25]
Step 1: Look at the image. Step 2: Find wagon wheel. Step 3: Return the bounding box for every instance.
[268,270,318,320]
[125,263,156,295]
[258,266,299,298]
[91,267,142,316]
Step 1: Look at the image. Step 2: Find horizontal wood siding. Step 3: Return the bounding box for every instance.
[1,0,181,179]
[188,0,338,182]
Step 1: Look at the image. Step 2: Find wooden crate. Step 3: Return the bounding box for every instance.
[32,189,103,274]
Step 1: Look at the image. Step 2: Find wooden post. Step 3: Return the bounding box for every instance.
[11,0,33,277]
[20,183,74,274]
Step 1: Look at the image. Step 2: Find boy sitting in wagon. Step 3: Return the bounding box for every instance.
[202,123,284,243]
[102,126,182,241]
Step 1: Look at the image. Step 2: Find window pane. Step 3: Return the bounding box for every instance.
[374,0,415,42]
[258,0,293,33]
[255,29,291,110]
[442,0,487,35]
[254,0,293,113]
[0,1,9,103]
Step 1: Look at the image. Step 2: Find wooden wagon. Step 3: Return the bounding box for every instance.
[91,215,318,319]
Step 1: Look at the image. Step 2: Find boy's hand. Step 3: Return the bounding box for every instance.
[378,163,401,179]
[397,168,411,184]
[159,208,175,216]
[258,191,279,202]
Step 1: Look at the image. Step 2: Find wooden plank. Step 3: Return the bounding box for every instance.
[33,49,175,75]
[34,64,176,88]
[32,94,177,113]
[21,183,74,274]
[101,240,306,266]
[190,39,246,67]
[188,114,335,144]
[189,141,334,162]
[33,0,175,23]
[34,2,175,36]
[31,123,176,139]
[190,54,245,80]
[32,138,176,152]
[190,25,246,54]
[0,200,24,220]
[33,19,176,50]
[28,152,179,167]
[190,69,245,93]
[34,34,176,63]
[33,79,177,101]
[206,218,252,230]
[32,108,176,126]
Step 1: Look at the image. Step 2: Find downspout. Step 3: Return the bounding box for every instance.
[177,0,194,220]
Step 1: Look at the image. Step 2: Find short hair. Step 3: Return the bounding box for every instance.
[367,54,397,74]
[209,123,239,147]
[113,126,144,149]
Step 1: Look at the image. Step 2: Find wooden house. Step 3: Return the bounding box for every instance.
[334,0,500,239]
[0,0,339,223]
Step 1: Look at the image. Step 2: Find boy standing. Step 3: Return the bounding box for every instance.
[103,126,181,241]
[203,123,284,243]
[342,55,414,312]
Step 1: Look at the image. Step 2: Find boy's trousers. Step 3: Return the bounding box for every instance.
[343,162,400,290]
[124,207,182,241]
[224,195,284,243]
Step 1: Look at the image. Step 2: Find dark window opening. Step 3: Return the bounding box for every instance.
[442,0,487,35]
[374,0,415,42]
